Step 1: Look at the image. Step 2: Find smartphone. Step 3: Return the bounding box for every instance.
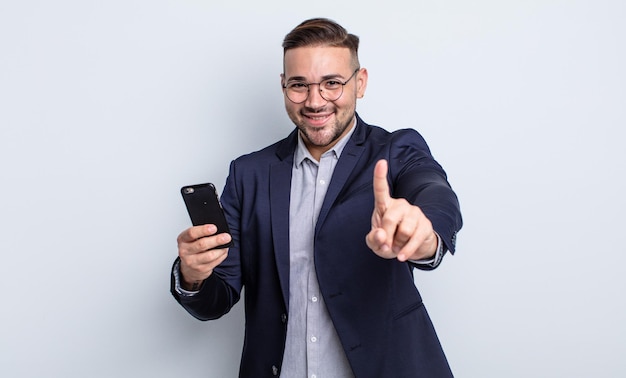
[180,183,233,249]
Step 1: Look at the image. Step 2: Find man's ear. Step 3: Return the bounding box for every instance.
[356,68,368,99]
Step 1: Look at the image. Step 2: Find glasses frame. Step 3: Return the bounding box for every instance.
[282,68,360,104]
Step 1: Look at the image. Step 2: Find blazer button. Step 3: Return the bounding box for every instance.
[272,365,279,376]
[281,313,287,323]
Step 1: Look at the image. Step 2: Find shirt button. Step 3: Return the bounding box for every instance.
[310,336,317,343]
[311,296,318,302]
[312,375,317,378]
[319,179,326,185]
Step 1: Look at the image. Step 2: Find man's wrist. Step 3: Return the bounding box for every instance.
[173,260,202,296]
[182,278,204,291]
[410,232,444,267]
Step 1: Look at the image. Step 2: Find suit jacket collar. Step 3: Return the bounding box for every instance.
[316,114,368,233]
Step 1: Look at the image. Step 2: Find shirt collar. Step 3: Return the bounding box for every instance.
[294,118,357,168]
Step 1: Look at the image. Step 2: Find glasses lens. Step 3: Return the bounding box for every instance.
[320,80,344,102]
[285,83,307,103]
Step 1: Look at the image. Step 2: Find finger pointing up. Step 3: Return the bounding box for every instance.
[373,159,391,217]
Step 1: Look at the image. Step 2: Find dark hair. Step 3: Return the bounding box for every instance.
[282,18,360,66]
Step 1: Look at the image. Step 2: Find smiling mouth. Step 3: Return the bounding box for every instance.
[303,112,332,125]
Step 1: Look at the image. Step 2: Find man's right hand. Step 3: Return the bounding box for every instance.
[177,224,232,291]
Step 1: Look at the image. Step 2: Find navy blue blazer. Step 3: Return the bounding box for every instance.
[171,114,462,377]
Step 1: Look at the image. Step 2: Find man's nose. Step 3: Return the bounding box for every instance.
[305,83,328,107]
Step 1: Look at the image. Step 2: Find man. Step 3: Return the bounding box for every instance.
[171,18,462,377]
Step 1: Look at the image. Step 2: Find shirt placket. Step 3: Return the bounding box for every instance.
[306,152,334,378]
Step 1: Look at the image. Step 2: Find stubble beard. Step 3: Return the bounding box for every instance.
[289,106,355,149]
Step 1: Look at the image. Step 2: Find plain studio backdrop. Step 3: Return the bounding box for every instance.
[1,1,624,377]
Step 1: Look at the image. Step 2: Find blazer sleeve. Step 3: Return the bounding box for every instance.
[170,258,240,321]
[170,161,243,320]
[387,129,462,256]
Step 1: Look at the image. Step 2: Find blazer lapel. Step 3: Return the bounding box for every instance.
[270,130,297,308]
[315,118,367,234]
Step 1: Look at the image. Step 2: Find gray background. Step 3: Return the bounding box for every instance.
[1,0,624,377]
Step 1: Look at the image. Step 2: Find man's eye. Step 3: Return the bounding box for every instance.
[323,80,342,89]
[289,83,307,90]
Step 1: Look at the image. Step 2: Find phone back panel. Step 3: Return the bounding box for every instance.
[180,183,233,248]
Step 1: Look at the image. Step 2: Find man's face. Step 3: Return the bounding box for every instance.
[281,46,367,159]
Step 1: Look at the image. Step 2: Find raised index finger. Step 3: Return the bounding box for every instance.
[373,159,391,215]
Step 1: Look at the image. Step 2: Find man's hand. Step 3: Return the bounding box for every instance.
[177,224,232,290]
[365,160,437,262]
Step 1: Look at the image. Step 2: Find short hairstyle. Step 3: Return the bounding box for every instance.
[282,18,360,67]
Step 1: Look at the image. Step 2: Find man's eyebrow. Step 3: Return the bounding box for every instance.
[285,75,308,82]
[321,73,345,81]
[285,73,345,82]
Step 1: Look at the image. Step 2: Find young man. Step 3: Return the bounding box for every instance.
[171,18,462,377]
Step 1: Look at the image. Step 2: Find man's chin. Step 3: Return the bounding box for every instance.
[300,129,334,148]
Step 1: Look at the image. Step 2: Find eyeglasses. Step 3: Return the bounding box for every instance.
[282,68,360,104]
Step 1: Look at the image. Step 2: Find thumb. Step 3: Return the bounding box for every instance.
[373,159,391,217]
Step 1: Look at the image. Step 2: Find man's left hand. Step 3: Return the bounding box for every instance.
[365,159,438,262]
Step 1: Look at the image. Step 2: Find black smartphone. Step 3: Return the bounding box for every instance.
[180,183,233,249]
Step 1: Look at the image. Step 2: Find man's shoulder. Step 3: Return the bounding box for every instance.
[358,119,427,148]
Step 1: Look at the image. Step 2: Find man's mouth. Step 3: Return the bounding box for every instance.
[303,112,332,126]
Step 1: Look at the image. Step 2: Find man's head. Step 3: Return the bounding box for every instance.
[281,18,368,160]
